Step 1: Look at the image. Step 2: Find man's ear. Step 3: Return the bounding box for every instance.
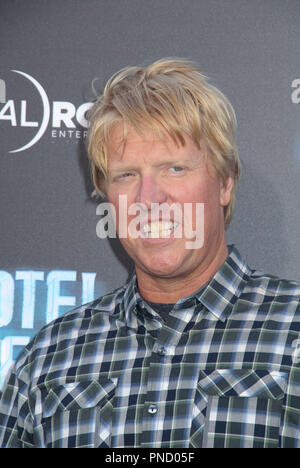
[220,176,233,207]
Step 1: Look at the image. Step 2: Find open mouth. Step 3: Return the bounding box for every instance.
[140,220,180,238]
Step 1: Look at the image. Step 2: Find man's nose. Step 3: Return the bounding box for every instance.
[136,174,167,207]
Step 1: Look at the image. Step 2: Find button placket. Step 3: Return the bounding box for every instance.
[141,317,185,444]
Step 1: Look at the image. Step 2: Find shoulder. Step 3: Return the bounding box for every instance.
[227,246,300,314]
[240,268,300,322]
[14,283,128,376]
[245,269,300,300]
[41,282,127,333]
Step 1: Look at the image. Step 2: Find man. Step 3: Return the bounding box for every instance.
[0,58,299,448]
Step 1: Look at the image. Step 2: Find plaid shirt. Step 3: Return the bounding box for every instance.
[0,246,300,448]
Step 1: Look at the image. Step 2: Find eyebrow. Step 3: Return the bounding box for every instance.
[108,165,139,175]
[108,158,194,171]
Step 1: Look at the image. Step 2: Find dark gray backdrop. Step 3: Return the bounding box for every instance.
[0,0,299,388]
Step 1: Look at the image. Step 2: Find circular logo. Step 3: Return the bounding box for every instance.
[9,70,50,153]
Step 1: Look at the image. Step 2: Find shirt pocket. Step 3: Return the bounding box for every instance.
[39,378,117,448]
[190,369,288,448]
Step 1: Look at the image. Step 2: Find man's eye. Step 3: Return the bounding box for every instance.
[118,172,134,180]
[169,166,185,173]
[111,172,134,183]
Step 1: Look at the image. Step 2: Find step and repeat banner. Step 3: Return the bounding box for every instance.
[0,0,300,390]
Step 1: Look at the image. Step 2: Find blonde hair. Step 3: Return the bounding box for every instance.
[87,57,240,227]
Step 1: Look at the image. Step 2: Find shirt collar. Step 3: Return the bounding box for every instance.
[121,245,252,327]
[196,245,252,322]
[121,272,147,329]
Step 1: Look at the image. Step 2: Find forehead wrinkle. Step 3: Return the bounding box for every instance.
[109,122,178,149]
[108,136,166,167]
[107,123,207,171]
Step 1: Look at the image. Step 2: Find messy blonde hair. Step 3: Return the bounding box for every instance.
[87,57,240,227]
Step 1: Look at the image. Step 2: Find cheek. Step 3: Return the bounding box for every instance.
[189,183,223,228]
[181,181,220,206]
[107,184,137,206]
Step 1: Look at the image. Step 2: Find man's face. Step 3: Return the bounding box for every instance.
[105,125,232,286]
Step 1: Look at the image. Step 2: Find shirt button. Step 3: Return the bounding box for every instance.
[157,346,167,356]
[148,404,158,415]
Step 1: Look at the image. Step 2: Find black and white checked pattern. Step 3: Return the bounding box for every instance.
[0,246,299,448]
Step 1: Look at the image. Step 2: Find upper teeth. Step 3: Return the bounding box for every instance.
[141,221,178,237]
